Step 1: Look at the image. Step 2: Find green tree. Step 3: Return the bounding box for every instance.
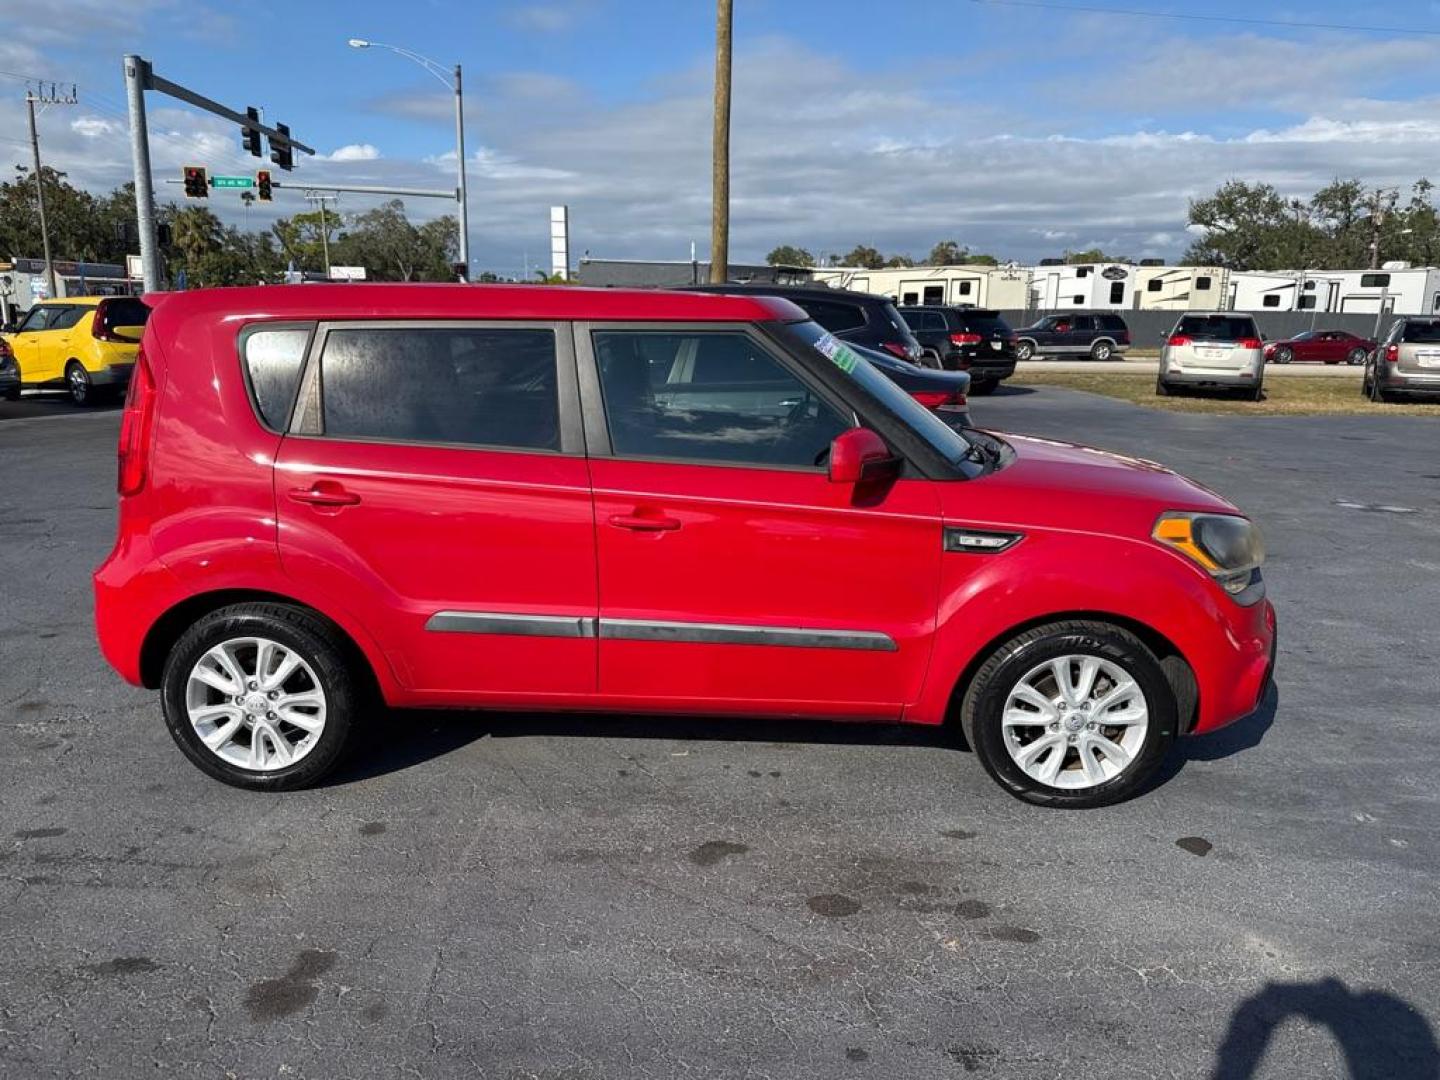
[840,244,885,269]
[927,240,964,265]
[884,253,914,268]
[765,245,814,267]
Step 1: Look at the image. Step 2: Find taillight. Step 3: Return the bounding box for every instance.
[1239,337,1263,350]
[880,342,911,360]
[1167,335,1191,347]
[950,332,982,346]
[92,300,127,343]
[117,348,156,495]
[911,389,967,412]
[1384,344,1399,363]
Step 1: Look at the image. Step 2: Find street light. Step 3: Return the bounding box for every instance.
[347,37,470,279]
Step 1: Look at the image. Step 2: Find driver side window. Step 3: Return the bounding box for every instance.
[592,330,851,470]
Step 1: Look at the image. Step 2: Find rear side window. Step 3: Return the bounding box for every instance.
[1177,315,1258,341]
[243,326,313,430]
[795,298,866,332]
[49,306,92,331]
[1099,315,1128,331]
[319,327,559,451]
[100,298,150,327]
[1401,320,1440,343]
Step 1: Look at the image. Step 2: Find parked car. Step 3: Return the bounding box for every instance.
[899,306,1016,393]
[682,282,969,422]
[1265,330,1374,365]
[1157,313,1266,400]
[0,296,149,405]
[0,337,19,401]
[1013,313,1131,361]
[683,283,925,364]
[95,284,1275,808]
[1364,317,1440,403]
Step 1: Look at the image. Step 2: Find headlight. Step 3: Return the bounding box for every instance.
[1153,511,1265,602]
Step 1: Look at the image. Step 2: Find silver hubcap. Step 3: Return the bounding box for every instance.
[1001,654,1149,790]
[184,637,327,772]
[69,369,86,398]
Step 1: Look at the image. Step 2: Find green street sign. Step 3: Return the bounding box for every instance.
[211,175,254,189]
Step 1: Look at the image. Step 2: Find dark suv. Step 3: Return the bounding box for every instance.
[899,306,1016,393]
[1014,313,1131,361]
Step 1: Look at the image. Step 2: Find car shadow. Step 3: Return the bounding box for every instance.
[1143,681,1278,792]
[986,384,1037,397]
[1211,977,1439,1079]
[322,709,964,787]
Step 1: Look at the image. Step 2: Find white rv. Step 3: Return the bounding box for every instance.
[1026,263,1135,310]
[811,265,1030,309]
[1132,266,1229,310]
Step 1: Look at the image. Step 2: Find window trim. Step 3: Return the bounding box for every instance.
[237,321,317,434]
[287,318,584,456]
[573,319,860,473]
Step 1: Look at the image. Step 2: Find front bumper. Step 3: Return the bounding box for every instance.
[1188,595,1277,735]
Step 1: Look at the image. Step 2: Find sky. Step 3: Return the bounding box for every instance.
[1,0,1439,276]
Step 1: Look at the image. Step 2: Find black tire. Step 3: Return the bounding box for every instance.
[2,384,19,402]
[161,602,365,790]
[65,361,96,406]
[1090,340,1114,361]
[1368,373,1393,404]
[969,378,998,396]
[1274,347,1293,364]
[1249,382,1264,402]
[1015,340,1035,362]
[1347,349,1366,365]
[1155,376,1173,397]
[960,620,1178,808]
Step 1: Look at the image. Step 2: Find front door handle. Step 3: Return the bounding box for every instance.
[288,482,360,508]
[608,511,681,532]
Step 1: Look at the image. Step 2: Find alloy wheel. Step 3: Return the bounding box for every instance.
[999,654,1149,790]
[67,366,89,404]
[184,636,327,772]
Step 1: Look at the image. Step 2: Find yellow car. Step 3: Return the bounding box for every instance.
[2,296,149,405]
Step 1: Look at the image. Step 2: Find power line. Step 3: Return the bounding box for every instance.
[967,0,1440,36]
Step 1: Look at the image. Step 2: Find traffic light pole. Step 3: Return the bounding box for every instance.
[123,56,162,293]
[123,53,315,292]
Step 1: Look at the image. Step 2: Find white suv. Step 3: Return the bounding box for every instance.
[1157,314,1265,401]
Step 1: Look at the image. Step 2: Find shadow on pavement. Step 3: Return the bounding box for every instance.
[986,384,1037,397]
[1211,977,1439,1079]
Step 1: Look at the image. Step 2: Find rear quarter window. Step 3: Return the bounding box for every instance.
[242,325,314,430]
[795,298,867,333]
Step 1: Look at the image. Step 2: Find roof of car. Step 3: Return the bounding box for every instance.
[681,283,889,304]
[142,283,807,324]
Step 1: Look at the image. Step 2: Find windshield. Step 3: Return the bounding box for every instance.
[1176,315,1258,341]
[783,320,981,474]
[1401,320,1440,344]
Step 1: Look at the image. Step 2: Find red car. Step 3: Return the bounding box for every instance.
[1264,330,1374,365]
[94,285,1276,808]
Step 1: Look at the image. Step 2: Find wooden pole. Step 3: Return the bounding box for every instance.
[709,0,732,284]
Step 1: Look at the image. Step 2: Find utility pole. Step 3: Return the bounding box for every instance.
[23,83,76,300]
[709,0,732,284]
[1367,188,1397,270]
[304,192,338,277]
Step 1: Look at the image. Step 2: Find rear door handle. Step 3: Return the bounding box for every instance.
[608,512,681,532]
[288,483,360,507]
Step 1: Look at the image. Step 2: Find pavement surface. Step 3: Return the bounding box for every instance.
[1,388,1437,1079]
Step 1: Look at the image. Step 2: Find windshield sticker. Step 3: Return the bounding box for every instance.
[814,331,860,374]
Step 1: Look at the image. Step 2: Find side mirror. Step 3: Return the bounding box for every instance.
[828,427,897,485]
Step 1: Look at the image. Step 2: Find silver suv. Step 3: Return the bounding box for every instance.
[1366,318,1440,404]
[1157,313,1265,400]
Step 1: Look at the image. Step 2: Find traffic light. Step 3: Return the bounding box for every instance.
[256,169,272,202]
[182,165,208,198]
[268,122,293,171]
[242,107,262,157]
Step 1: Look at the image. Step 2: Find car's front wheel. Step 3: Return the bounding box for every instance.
[961,620,1178,808]
[161,603,363,790]
[1274,347,1293,364]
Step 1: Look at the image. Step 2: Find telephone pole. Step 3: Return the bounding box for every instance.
[304,192,338,276]
[23,83,77,300]
[708,0,732,284]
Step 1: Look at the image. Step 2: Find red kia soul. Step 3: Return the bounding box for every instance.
[94,285,1276,808]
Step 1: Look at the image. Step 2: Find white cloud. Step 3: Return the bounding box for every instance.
[321,143,381,162]
[502,1,591,33]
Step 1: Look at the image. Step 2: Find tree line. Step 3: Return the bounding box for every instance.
[0,170,460,287]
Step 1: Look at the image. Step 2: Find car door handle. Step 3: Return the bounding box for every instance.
[288,483,360,507]
[608,512,681,532]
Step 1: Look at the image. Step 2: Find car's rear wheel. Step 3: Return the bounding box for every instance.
[1274,347,1292,364]
[1015,340,1035,361]
[960,621,1177,808]
[920,348,943,369]
[65,361,95,406]
[1347,348,1367,365]
[161,603,363,790]
[1248,382,1264,402]
[969,378,997,396]
[1368,374,1396,404]
[2,383,19,402]
[1090,340,1113,361]
[1155,376,1173,397]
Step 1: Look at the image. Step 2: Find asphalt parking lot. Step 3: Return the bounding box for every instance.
[2,388,1437,1079]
